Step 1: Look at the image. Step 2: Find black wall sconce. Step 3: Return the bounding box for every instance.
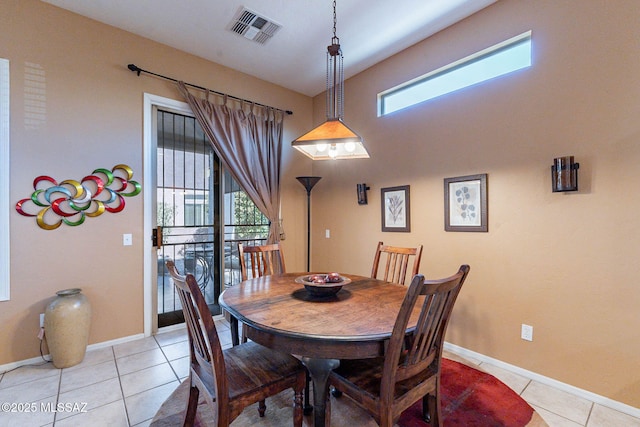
[357,183,370,205]
[551,156,579,192]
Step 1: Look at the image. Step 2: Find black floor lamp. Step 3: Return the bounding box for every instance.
[296,176,321,272]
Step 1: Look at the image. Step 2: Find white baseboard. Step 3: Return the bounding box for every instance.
[0,354,50,374]
[0,319,223,374]
[444,342,640,419]
[0,333,145,374]
[85,333,146,351]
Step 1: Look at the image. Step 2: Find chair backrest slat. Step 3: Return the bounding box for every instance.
[238,243,286,281]
[166,260,228,411]
[372,241,423,285]
[381,265,470,394]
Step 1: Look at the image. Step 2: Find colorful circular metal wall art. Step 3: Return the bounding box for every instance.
[16,164,142,230]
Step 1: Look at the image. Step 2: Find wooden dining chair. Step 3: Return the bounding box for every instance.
[238,242,286,281]
[328,265,470,427]
[237,243,286,344]
[330,241,422,401]
[371,241,423,285]
[236,242,312,414]
[165,261,305,426]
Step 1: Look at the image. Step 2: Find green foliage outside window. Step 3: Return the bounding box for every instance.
[157,202,175,227]
[233,192,269,238]
[157,202,175,243]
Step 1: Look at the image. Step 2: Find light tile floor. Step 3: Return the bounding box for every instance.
[1,319,638,427]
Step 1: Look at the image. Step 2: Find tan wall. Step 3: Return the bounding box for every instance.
[309,0,640,408]
[0,0,312,365]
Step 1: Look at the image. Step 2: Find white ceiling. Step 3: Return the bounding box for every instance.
[42,0,496,97]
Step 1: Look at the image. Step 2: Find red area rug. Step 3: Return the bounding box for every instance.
[151,357,547,426]
[398,358,543,426]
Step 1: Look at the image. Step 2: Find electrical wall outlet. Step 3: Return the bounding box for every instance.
[325,229,330,238]
[40,313,45,328]
[521,324,533,341]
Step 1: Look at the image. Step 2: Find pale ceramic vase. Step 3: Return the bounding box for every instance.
[44,288,91,368]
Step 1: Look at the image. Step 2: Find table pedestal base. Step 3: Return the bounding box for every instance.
[301,357,340,427]
[229,316,239,346]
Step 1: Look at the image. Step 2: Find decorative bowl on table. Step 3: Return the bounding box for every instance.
[295,273,351,297]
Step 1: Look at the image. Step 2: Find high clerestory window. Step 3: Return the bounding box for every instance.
[378,31,532,116]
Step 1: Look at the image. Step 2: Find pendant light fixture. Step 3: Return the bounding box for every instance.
[292,0,369,160]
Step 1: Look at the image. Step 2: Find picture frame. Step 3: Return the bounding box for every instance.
[381,185,410,232]
[444,174,488,232]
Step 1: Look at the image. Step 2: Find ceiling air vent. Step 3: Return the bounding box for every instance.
[228,7,281,45]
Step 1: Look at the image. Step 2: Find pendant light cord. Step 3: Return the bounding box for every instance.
[332,0,340,45]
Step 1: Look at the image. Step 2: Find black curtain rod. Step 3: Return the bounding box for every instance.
[127,64,293,115]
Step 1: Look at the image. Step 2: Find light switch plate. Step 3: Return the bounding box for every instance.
[123,233,132,246]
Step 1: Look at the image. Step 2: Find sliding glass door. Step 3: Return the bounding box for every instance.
[155,110,220,327]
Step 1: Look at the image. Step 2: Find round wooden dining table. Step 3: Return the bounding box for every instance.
[219,272,418,427]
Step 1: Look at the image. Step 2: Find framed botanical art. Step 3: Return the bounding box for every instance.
[444,174,488,232]
[381,185,410,232]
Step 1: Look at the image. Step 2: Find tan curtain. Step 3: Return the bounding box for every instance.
[177,82,283,243]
